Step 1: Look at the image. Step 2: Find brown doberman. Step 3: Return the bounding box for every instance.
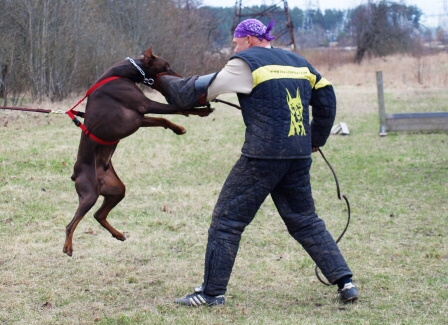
[63,46,212,256]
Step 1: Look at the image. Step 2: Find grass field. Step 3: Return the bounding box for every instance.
[0,53,447,324]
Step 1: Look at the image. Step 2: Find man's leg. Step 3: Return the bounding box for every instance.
[202,157,276,296]
[271,158,353,285]
[175,157,282,306]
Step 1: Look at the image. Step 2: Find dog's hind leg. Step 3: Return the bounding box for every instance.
[93,161,127,241]
[64,172,99,256]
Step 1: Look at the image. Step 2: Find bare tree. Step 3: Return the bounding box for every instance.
[350,1,422,63]
[0,0,220,104]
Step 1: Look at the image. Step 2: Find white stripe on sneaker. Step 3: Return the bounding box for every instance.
[342,283,355,291]
[189,294,206,306]
[189,297,197,306]
[197,295,206,304]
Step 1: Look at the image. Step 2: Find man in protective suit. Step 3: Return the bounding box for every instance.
[159,19,359,306]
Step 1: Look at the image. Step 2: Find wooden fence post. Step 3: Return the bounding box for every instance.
[376,71,387,136]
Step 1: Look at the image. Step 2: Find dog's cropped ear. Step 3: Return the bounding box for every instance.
[143,46,154,66]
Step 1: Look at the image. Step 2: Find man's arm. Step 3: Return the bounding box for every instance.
[157,58,252,110]
[309,77,337,149]
[206,58,252,101]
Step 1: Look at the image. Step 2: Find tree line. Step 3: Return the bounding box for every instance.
[0,0,225,105]
[0,0,436,105]
[203,1,424,60]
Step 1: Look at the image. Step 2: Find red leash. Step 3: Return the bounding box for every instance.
[0,107,53,113]
[65,76,121,145]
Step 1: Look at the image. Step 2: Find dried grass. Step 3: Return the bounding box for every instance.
[0,52,447,324]
[303,49,448,89]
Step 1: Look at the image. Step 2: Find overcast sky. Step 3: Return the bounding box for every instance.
[200,0,444,27]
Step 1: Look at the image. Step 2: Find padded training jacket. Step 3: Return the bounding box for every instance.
[231,46,336,159]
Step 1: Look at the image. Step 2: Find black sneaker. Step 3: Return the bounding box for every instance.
[175,290,225,307]
[338,283,359,303]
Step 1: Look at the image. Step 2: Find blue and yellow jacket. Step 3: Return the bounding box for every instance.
[232,46,336,159]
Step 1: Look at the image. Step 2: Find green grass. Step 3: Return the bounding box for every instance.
[0,87,447,324]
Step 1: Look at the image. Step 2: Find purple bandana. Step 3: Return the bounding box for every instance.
[233,19,276,41]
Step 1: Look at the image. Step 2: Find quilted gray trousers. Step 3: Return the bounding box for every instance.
[201,156,352,296]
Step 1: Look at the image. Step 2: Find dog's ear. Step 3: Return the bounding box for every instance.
[143,45,154,66]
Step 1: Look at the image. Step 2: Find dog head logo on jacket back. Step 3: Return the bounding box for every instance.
[286,88,306,137]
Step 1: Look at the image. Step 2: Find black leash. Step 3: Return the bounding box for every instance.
[213,98,351,286]
[213,98,241,110]
[315,148,351,286]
